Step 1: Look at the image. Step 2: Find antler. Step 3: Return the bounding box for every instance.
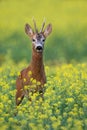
[33,18,38,33]
[40,18,46,33]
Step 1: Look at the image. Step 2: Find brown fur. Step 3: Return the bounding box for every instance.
[16,46,46,105]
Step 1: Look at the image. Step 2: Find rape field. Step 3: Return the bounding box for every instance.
[0,60,87,130]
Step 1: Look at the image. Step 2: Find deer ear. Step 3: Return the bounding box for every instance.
[44,24,52,38]
[25,24,34,38]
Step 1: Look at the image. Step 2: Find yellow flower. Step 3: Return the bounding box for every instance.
[18,111,23,116]
[30,77,33,82]
[66,98,74,103]
[3,114,9,117]
[67,117,72,123]
[52,121,60,129]
[29,123,35,129]
[8,100,11,104]
[50,116,56,121]
[0,103,4,109]
[0,117,4,123]
[28,71,32,76]
[61,126,67,130]
[0,126,7,130]
[37,81,41,85]
[24,85,28,90]
[9,117,14,122]
[23,78,26,82]
[18,97,21,101]
[32,79,37,84]
[73,120,83,130]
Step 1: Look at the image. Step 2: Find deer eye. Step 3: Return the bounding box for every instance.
[42,39,45,42]
[32,39,35,42]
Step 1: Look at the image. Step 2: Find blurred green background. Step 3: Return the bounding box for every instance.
[0,0,87,64]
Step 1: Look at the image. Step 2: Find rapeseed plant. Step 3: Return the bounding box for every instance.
[0,60,87,130]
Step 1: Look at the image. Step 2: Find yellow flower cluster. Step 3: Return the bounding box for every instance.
[0,61,87,130]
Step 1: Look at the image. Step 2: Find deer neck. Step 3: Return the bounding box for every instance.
[30,47,44,75]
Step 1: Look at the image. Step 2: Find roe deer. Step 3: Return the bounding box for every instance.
[16,20,52,105]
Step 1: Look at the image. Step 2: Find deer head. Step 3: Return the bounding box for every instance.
[25,19,52,53]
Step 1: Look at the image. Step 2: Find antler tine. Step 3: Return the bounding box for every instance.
[33,18,38,33]
[40,18,46,33]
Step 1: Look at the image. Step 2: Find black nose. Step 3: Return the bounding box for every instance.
[36,46,42,50]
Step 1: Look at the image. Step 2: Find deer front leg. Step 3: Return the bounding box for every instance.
[16,78,24,105]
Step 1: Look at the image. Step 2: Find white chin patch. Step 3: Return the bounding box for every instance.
[36,50,42,53]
